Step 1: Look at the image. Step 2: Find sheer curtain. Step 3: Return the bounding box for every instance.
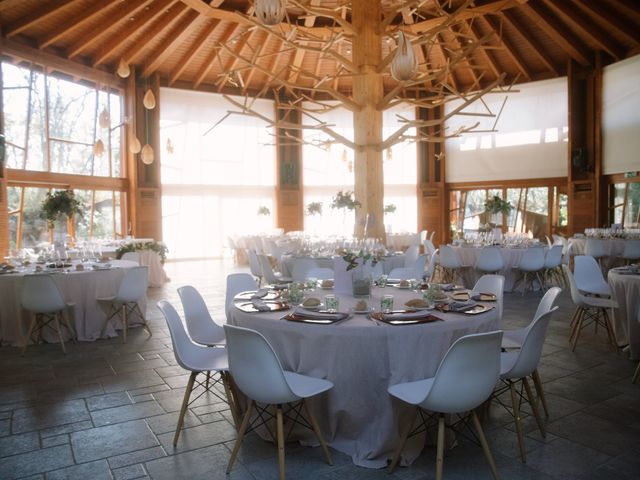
[160,88,276,259]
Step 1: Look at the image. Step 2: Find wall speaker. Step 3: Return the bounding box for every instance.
[571,147,587,172]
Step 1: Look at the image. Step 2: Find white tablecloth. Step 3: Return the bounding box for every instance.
[229,286,500,468]
[120,250,169,287]
[386,233,419,252]
[568,238,626,269]
[0,260,146,347]
[280,254,406,278]
[608,270,640,360]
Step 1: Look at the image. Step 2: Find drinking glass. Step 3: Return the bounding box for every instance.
[305,277,318,290]
[381,294,394,313]
[376,274,388,288]
[325,294,339,313]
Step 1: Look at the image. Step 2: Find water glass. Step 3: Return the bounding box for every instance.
[325,294,339,313]
[377,274,388,288]
[305,277,318,290]
[410,278,420,291]
[381,294,394,313]
[289,283,305,305]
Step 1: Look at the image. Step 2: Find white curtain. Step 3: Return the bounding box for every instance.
[445,77,568,182]
[160,88,276,259]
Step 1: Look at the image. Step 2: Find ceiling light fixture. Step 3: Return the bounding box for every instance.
[255,0,286,26]
[391,31,417,82]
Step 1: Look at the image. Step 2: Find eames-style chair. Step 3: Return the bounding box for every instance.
[258,254,293,285]
[513,247,545,295]
[158,300,237,445]
[621,240,640,264]
[475,246,505,275]
[224,325,333,480]
[584,238,606,266]
[563,265,618,352]
[98,266,150,343]
[247,249,263,286]
[225,273,258,315]
[574,255,612,297]
[472,274,505,323]
[423,238,436,257]
[387,331,503,480]
[291,258,319,283]
[437,245,469,284]
[21,274,75,354]
[403,244,420,268]
[178,285,226,346]
[491,307,558,462]
[543,245,564,289]
[388,254,428,281]
[307,267,334,280]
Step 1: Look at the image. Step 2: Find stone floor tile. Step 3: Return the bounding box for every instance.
[11,399,90,434]
[93,370,166,394]
[0,445,74,480]
[145,411,201,435]
[523,437,612,479]
[0,418,10,436]
[108,446,167,470]
[45,459,112,480]
[157,420,237,454]
[86,391,133,412]
[112,463,147,480]
[40,433,69,448]
[38,420,94,439]
[90,400,165,427]
[0,431,40,457]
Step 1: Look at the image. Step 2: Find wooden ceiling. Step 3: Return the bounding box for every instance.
[0,0,639,99]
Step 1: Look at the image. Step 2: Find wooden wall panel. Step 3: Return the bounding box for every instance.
[0,64,8,256]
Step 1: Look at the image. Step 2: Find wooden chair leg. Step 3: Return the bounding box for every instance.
[303,400,333,466]
[532,370,549,418]
[570,309,585,351]
[435,413,446,480]
[100,304,113,339]
[227,400,254,473]
[472,410,501,480]
[509,381,526,463]
[388,407,417,473]
[122,305,128,344]
[601,308,618,352]
[276,404,286,480]
[22,315,38,355]
[523,377,545,437]
[221,372,241,431]
[173,371,197,446]
[53,314,67,354]
[633,362,640,384]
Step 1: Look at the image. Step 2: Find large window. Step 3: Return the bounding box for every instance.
[2,60,126,249]
[610,182,640,227]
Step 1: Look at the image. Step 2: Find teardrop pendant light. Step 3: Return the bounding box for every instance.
[391,32,417,82]
[143,89,156,110]
[141,144,154,165]
[98,108,110,129]
[255,0,285,26]
[94,139,105,157]
[117,58,130,78]
[129,136,142,154]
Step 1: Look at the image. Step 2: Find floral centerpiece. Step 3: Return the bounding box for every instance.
[116,241,168,264]
[305,201,323,216]
[383,204,396,214]
[331,190,361,211]
[484,196,512,216]
[339,246,384,297]
[40,189,83,228]
[257,206,271,216]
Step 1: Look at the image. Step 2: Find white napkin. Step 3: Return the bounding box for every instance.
[382,310,430,321]
[448,300,477,312]
[251,289,269,299]
[251,299,271,311]
[293,307,343,320]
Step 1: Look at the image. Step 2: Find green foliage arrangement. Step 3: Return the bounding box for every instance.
[115,241,168,264]
[40,189,83,228]
[257,206,271,216]
[331,190,361,211]
[340,249,382,271]
[384,204,397,214]
[484,195,512,215]
[305,201,323,216]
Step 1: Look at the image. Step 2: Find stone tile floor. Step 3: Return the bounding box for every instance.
[1,259,639,479]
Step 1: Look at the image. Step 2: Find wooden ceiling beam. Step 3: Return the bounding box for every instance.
[447,25,480,86]
[614,0,640,24]
[435,32,459,93]
[90,0,176,65]
[242,31,270,94]
[483,15,532,82]
[502,10,559,76]
[39,0,120,49]
[169,19,220,86]
[465,19,501,80]
[0,0,30,14]
[143,10,202,76]
[193,22,242,88]
[216,29,253,92]
[4,0,78,38]
[68,0,155,59]
[572,0,640,46]
[541,0,625,60]
[520,1,590,66]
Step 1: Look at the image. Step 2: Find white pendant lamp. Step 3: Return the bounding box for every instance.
[391,32,417,82]
[98,108,110,129]
[129,136,142,154]
[255,0,286,26]
[143,89,156,110]
[141,144,154,165]
[94,139,105,157]
[117,58,130,78]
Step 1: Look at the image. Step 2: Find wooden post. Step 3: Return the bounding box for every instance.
[0,62,8,257]
[352,0,384,240]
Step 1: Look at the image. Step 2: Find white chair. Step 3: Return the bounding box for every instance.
[120,251,140,264]
[224,325,333,480]
[21,274,75,354]
[178,285,226,346]
[513,247,545,295]
[563,265,618,352]
[429,231,436,242]
[545,235,553,247]
[158,300,237,445]
[574,255,612,297]
[437,245,469,284]
[225,273,258,314]
[403,244,420,268]
[247,249,263,286]
[584,238,606,266]
[422,250,438,282]
[543,245,564,289]
[388,254,428,281]
[291,258,319,283]
[475,247,505,274]
[423,239,436,257]
[621,240,640,264]
[98,266,150,343]
[492,307,558,462]
[387,331,503,480]
[362,261,383,279]
[306,267,334,280]
[258,254,293,285]
[472,274,505,324]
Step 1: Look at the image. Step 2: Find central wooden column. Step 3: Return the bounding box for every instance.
[352,0,384,239]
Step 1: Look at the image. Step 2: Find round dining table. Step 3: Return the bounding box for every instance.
[228,286,500,468]
[608,268,640,360]
[280,253,407,278]
[0,259,146,347]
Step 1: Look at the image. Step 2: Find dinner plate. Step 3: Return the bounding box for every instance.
[234,290,281,301]
[403,302,434,311]
[282,311,349,324]
[235,301,289,313]
[300,303,324,311]
[369,310,442,325]
[462,304,495,315]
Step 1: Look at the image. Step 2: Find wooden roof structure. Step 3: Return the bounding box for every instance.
[1,0,639,98]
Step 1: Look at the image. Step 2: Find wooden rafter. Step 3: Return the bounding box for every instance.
[5,0,78,37]
[192,22,242,88]
[242,31,271,94]
[447,25,480,86]
[502,10,559,76]
[169,19,220,86]
[216,29,254,92]
[464,19,501,80]
[572,0,640,46]
[435,32,459,93]
[483,15,532,81]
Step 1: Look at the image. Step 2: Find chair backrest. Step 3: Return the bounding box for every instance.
[422,331,503,414]
[518,247,545,271]
[533,286,562,320]
[420,230,428,243]
[472,274,505,321]
[429,231,436,242]
[423,239,436,256]
[412,254,428,278]
[622,240,640,260]
[225,273,258,313]
[224,324,298,404]
[120,251,140,264]
[438,245,462,269]
[544,245,563,268]
[21,274,66,313]
[257,254,278,284]
[291,258,319,282]
[502,307,558,379]
[584,238,605,258]
[475,247,504,272]
[116,266,148,303]
[247,249,263,278]
[404,245,420,268]
[178,285,226,346]
[574,255,606,290]
[563,264,586,306]
[423,250,438,281]
[307,267,334,280]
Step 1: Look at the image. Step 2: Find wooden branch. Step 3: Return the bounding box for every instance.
[216,29,254,92]
[242,31,271,94]
[193,22,243,88]
[290,0,355,35]
[465,18,501,79]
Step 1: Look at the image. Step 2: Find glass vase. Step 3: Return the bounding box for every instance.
[351,266,372,298]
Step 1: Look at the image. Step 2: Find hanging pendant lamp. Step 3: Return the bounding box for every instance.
[143,89,156,110]
[391,32,417,82]
[117,58,131,78]
[94,139,105,157]
[255,0,286,26]
[98,107,110,129]
[129,136,142,154]
[141,144,154,165]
